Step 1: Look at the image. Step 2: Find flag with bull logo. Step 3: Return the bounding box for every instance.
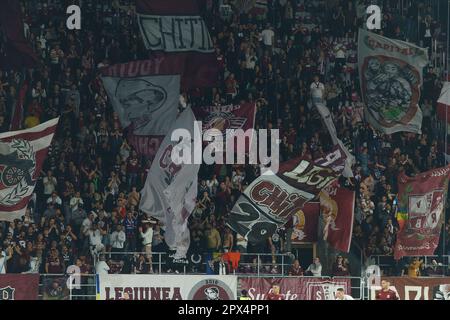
[394,165,450,260]
[319,182,355,253]
[140,107,201,259]
[227,146,347,243]
[136,0,219,88]
[101,59,180,159]
[358,29,428,134]
[0,118,59,221]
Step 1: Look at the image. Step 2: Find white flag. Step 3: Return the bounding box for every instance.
[140,107,201,258]
[315,102,355,177]
[358,29,428,134]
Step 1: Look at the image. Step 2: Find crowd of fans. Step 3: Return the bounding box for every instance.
[0,0,449,278]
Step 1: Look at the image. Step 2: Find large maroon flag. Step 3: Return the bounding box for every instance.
[9,80,28,131]
[0,118,59,221]
[193,103,256,155]
[320,182,355,252]
[286,202,320,244]
[136,0,219,89]
[394,165,450,260]
[0,0,38,69]
[0,274,39,300]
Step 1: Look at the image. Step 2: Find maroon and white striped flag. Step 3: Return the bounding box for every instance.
[136,0,219,88]
[0,118,59,221]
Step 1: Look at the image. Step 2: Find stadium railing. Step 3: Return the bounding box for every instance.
[93,251,293,276]
[367,255,450,276]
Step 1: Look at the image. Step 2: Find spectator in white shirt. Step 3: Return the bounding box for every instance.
[306,257,323,277]
[261,24,275,54]
[43,170,57,196]
[88,224,105,256]
[310,75,326,105]
[70,192,84,212]
[139,221,154,273]
[335,288,354,300]
[46,191,62,207]
[95,255,110,275]
[110,224,126,258]
[0,247,12,274]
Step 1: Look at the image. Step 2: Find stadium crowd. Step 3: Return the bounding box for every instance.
[0,0,449,278]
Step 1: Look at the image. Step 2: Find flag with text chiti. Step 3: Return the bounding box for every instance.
[140,107,200,259]
[227,146,346,243]
[394,165,450,260]
[101,59,181,160]
[136,0,219,88]
[0,118,59,221]
[358,29,428,134]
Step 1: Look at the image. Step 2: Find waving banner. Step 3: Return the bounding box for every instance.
[0,118,59,221]
[140,107,200,259]
[227,146,346,243]
[101,59,180,159]
[287,202,320,244]
[394,165,450,260]
[358,29,428,134]
[136,0,219,88]
[319,183,355,252]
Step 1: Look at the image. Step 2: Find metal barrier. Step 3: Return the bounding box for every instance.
[38,274,96,300]
[94,251,293,276]
[367,255,450,276]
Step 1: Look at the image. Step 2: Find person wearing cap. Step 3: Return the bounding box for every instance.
[139,220,154,273]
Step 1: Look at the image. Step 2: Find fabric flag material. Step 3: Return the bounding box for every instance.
[101,60,180,159]
[437,82,450,124]
[286,202,320,244]
[227,146,347,243]
[394,165,450,260]
[193,103,257,154]
[9,80,28,131]
[0,0,38,69]
[319,182,355,253]
[136,0,219,88]
[0,118,59,221]
[140,107,200,259]
[358,29,428,134]
[315,102,355,177]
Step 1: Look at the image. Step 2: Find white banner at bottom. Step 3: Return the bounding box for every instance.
[96,274,237,300]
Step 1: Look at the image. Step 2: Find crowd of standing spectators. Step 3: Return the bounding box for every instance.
[0,0,449,277]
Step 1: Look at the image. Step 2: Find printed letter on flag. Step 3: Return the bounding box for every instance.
[136,0,219,88]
